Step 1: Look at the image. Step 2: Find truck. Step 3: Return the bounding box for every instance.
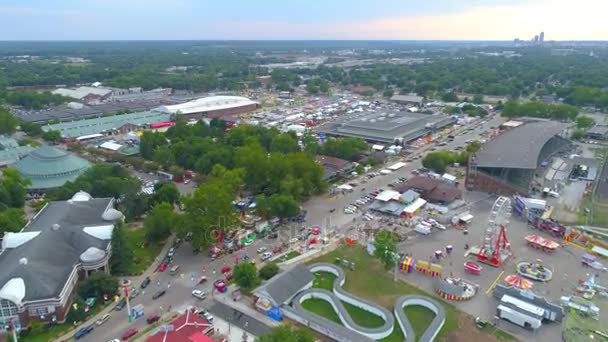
[157,171,173,181]
[415,224,431,235]
[496,305,542,330]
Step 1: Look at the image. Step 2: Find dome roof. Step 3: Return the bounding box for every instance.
[102,208,124,221]
[71,191,93,202]
[0,278,25,306]
[79,247,106,263]
[15,146,91,190]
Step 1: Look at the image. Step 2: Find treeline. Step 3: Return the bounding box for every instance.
[422,142,481,173]
[0,169,30,234]
[556,86,608,109]
[501,100,578,121]
[1,90,70,109]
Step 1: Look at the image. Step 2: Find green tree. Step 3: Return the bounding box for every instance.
[140,131,167,160]
[373,230,397,270]
[109,223,134,275]
[258,325,314,342]
[153,146,175,170]
[121,193,149,221]
[268,194,300,218]
[78,272,119,299]
[422,150,460,173]
[441,91,458,102]
[383,89,394,98]
[144,203,178,243]
[270,133,299,154]
[0,208,26,234]
[320,137,368,160]
[355,164,365,174]
[66,296,88,323]
[19,121,43,136]
[473,94,484,104]
[0,109,18,135]
[41,130,61,143]
[232,262,260,290]
[259,263,280,280]
[571,129,586,140]
[150,182,180,207]
[0,168,30,209]
[576,116,595,129]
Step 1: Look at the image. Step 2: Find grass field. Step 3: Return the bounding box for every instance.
[302,245,515,342]
[125,227,164,275]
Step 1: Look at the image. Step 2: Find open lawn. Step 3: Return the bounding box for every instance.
[305,245,513,342]
[125,227,163,275]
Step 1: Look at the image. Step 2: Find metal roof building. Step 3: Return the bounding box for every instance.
[156,96,258,116]
[15,146,91,191]
[315,111,456,144]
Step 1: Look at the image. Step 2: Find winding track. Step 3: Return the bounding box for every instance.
[291,263,445,341]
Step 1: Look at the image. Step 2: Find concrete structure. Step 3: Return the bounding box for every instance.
[0,193,121,328]
[156,96,258,121]
[315,111,455,145]
[41,111,172,139]
[466,121,570,194]
[15,146,91,191]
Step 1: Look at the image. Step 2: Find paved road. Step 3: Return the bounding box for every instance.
[208,301,272,337]
[71,113,505,341]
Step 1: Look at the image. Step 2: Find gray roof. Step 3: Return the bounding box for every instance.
[473,121,568,169]
[0,145,35,167]
[391,94,424,104]
[42,111,172,138]
[254,264,312,305]
[0,197,114,302]
[588,125,608,136]
[315,111,455,144]
[15,146,91,190]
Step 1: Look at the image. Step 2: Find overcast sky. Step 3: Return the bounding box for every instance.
[1,0,606,40]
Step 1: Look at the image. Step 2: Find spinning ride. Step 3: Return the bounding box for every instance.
[516,260,553,281]
[468,196,513,267]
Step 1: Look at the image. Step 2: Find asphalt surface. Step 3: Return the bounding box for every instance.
[71,113,509,342]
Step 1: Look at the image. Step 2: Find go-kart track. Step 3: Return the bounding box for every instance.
[289,263,445,342]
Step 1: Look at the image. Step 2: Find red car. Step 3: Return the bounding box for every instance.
[158,262,168,272]
[122,328,138,341]
[221,265,231,274]
[146,315,160,324]
[272,246,282,254]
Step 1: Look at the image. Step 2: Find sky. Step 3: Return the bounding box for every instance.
[1,0,607,41]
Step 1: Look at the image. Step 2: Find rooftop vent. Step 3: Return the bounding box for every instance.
[19,257,28,265]
[51,224,60,231]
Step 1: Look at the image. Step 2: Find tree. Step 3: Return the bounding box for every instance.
[268,194,300,218]
[0,109,18,135]
[140,132,167,160]
[0,208,26,234]
[383,89,394,98]
[571,129,586,140]
[41,130,61,143]
[441,91,458,102]
[422,150,461,173]
[355,164,365,174]
[258,325,314,342]
[109,223,134,275]
[19,121,43,136]
[153,146,175,170]
[259,263,280,280]
[121,193,149,221]
[66,296,88,323]
[78,272,118,299]
[373,230,397,270]
[473,94,484,104]
[576,116,595,129]
[320,137,368,161]
[232,262,260,290]
[150,182,180,207]
[0,168,31,209]
[144,203,178,243]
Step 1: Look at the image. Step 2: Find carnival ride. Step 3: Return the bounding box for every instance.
[576,274,608,299]
[582,253,608,271]
[525,234,560,253]
[464,262,482,275]
[504,274,534,289]
[516,261,553,282]
[468,196,513,267]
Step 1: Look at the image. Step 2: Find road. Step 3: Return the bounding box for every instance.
[73,113,506,341]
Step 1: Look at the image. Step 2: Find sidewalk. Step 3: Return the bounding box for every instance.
[52,235,176,342]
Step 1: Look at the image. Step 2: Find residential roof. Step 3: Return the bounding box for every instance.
[390,94,424,104]
[0,195,116,304]
[15,146,91,190]
[375,190,401,202]
[401,190,420,203]
[157,96,258,115]
[396,176,462,203]
[588,125,608,136]
[316,155,352,169]
[254,264,313,306]
[315,111,455,144]
[473,121,568,169]
[42,111,172,138]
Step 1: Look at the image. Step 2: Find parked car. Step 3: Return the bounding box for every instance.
[158,262,168,272]
[167,247,176,258]
[96,313,111,326]
[197,309,214,323]
[288,237,299,244]
[256,246,267,254]
[121,328,138,341]
[152,290,166,300]
[272,246,282,254]
[115,298,127,311]
[261,252,273,261]
[74,325,94,339]
[146,315,160,324]
[140,276,151,289]
[192,289,207,300]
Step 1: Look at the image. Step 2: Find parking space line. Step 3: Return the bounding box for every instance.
[486,270,504,295]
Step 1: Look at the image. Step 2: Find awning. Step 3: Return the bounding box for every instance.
[403,198,427,214]
[388,162,406,171]
[372,144,385,151]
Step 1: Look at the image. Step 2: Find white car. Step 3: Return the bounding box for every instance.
[256,246,267,254]
[344,209,354,214]
[261,252,273,261]
[192,290,207,300]
[289,237,299,244]
[167,247,176,258]
[198,309,214,323]
[96,313,111,326]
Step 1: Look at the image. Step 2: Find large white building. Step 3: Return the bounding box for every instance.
[156,96,258,121]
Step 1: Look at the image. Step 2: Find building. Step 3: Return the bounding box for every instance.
[352,86,375,95]
[315,111,456,145]
[53,87,114,104]
[256,76,272,86]
[156,96,258,121]
[395,176,462,205]
[316,155,355,182]
[586,125,608,140]
[253,264,313,308]
[390,94,425,106]
[41,111,172,139]
[0,192,122,328]
[145,308,216,342]
[466,121,570,194]
[539,31,545,43]
[0,136,34,168]
[15,146,91,192]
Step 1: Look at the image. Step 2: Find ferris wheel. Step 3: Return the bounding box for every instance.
[478,196,513,266]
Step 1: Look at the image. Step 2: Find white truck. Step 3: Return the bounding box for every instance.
[415,224,431,235]
[497,305,542,330]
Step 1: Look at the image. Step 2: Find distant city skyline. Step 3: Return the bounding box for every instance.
[1,0,607,41]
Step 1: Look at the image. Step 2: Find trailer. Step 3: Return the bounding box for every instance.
[496,305,542,330]
[415,224,431,235]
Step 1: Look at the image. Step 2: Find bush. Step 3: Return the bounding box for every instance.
[259,263,280,280]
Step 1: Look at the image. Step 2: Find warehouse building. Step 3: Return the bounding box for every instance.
[156,95,258,121]
[0,192,122,329]
[466,121,571,194]
[315,111,456,145]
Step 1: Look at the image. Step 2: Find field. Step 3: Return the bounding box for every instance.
[303,245,516,342]
[124,226,164,275]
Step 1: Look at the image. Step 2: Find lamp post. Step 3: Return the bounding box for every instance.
[123,286,132,323]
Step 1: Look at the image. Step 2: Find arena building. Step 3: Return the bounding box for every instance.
[156,95,258,121]
[466,121,571,194]
[315,111,456,145]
